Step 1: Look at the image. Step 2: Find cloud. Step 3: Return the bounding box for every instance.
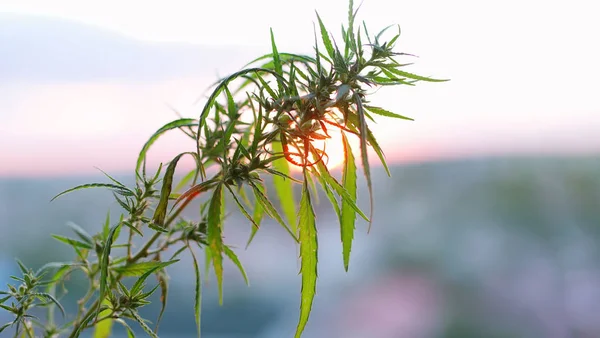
[0,13,256,82]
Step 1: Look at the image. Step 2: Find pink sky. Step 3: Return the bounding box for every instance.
[1,0,599,177]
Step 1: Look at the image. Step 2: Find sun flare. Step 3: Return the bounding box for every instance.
[285,126,347,172]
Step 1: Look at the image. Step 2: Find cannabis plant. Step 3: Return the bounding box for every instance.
[0,1,446,337]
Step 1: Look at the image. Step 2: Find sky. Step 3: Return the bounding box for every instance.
[1,0,599,177]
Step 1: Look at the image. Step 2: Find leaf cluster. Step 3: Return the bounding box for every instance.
[0,1,446,337]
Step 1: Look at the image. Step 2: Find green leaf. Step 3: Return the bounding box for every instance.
[197,68,284,148]
[129,310,158,338]
[174,168,200,193]
[316,12,335,59]
[93,297,113,338]
[384,67,449,82]
[250,181,298,241]
[16,259,28,274]
[32,292,65,317]
[102,212,111,241]
[207,183,225,304]
[114,260,180,277]
[223,246,249,285]
[365,125,391,177]
[115,319,136,338]
[0,322,11,333]
[353,94,374,231]
[364,105,414,121]
[152,152,198,229]
[130,260,179,296]
[94,167,126,187]
[188,246,202,338]
[67,222,94,245]
[295,172,318,338]
[313,160,368,222]
[51,235,93,250]
[135,118,198,173]
[270,28,284,93]
[51,183,131,202]
[246,183,265,248]
[270,141,298,233]
[96,222,122,321]
[340,134,357,271]
[154,269,169,334]
[225,184,259,229]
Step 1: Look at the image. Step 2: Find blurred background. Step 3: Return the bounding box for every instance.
[1,0,600,337]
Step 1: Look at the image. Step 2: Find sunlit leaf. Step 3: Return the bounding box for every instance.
[207,184,225,304]
[246,183,265,248]
[384,67,449,82]
[270,141,298,232]
[316,12,335,59]
[250,181,298,241]
[93,297,113,338]
[364,105,414,121]
[294,172,318,338]
[353,94,374,231]
[225,184,259,229]
[340,133,357,271]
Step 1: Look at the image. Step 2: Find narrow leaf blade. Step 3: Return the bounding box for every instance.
[294,172,318,338]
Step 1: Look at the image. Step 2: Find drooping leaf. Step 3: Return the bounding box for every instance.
[51,235,93,250]
[188,245,202,338]
[207,183,225,304]
[115,319,136,338]
[353,94,374,231]
[224,184,259,229]
[114,260,180,277]
[51,183,132,202]
[67,222,94,245]
[174,168,201,194]
[314,160,368,222]
[130,260,179,296]
[245,183,265,248]
[135,118,198,173]
[129,310,158,338]
[270,141,298,232]
[0,322,11,333]
[223,246,249,285]
[249,181,298,241]
[154,269,169,334]
[32,292,65,317]
[294,171,318,338]
[340,133,357,271]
